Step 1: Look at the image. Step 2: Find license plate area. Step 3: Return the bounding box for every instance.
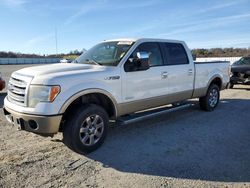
[8,115,25,130]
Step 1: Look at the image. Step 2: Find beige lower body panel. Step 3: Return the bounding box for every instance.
[117,90,194,116]
[192,82,228,99]
[117,84,228,117]
[3,106,62,135]
[192,87,207,98]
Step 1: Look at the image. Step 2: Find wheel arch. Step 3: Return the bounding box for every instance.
[206,75,223,91]
[59,89,118,119]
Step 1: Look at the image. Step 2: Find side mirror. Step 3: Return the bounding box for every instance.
[124,51,150,72]
[135,52,150,71]
[136,51,149,60]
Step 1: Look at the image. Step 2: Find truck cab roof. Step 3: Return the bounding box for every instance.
[104,38,185,44]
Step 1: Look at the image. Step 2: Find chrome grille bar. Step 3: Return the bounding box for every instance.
[7,76,28,106]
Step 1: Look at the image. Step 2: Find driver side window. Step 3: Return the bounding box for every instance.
[131,42,163,67]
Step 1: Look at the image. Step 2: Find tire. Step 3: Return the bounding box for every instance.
[199,84,220,111]
[63,104,108,154]
[229,83,234,89]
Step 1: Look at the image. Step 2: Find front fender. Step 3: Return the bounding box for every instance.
[58,87,118,117]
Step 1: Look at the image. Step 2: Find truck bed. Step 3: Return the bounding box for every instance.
[194,61,230,95]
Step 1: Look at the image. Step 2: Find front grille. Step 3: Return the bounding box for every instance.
[8,77,28,106]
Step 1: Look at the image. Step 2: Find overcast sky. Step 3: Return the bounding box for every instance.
[0,0,250,54]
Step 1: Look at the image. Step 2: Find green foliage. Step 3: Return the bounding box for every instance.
[0,49,87,58]
[0,51,44,58]
[63,55,79,60]
[1,48,250,58]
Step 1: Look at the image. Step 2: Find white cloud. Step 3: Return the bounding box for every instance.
[25,33,53,48]
[114,0,160,9]
[198,0,247,13]
[107,24,157,38]
[64,1,107,25]
[2,0,27,7]
[64,5,99,25]
[64,0,161,25]
[156,13,250,37]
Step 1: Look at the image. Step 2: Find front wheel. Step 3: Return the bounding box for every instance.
[63,104,108,154]
[199,84,220,111]
[229,83,234,89]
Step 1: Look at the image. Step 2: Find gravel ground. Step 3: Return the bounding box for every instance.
[0,64,250,188]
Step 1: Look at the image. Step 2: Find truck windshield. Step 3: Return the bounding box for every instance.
[73,41,134,66]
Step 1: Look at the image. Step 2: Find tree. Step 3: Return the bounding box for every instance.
[192,48,250,58]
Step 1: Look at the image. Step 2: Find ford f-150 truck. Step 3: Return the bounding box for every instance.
[3,38,230,153]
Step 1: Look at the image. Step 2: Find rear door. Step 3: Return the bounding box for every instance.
[161,42,194,101]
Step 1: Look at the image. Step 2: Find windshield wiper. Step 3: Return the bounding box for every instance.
[85,59,102,65]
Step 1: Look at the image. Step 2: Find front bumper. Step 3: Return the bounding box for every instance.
[3,106,62,136]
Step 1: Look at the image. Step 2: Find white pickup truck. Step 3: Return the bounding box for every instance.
[4,38,230,153]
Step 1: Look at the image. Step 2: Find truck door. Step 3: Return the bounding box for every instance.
[161,42,194,101]
[121,42,168,108]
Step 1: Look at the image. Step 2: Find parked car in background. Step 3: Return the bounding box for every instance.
[60,59,73,63]
[0,73,5,91]
[230,57,250,88]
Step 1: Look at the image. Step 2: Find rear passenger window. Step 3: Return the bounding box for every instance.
[164,43,189,65]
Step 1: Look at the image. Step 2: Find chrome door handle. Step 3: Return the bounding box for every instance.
[188,69,193,75]
[161,72,168,79]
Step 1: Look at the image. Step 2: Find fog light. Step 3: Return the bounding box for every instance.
[28,120,38,130]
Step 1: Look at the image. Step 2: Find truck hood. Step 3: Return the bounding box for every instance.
[231,64,250,73]
[15,63,104,77]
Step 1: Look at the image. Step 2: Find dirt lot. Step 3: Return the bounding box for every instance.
[0,65,250,188]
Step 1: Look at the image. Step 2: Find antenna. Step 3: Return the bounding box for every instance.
[55,27,58,56]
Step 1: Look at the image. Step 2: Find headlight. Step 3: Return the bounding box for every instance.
[28,85,61,107]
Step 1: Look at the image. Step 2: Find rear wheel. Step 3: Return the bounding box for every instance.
[63,104,108,154]
[199,84,220,111]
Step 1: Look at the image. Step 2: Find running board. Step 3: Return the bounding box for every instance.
[117,103,194,126]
